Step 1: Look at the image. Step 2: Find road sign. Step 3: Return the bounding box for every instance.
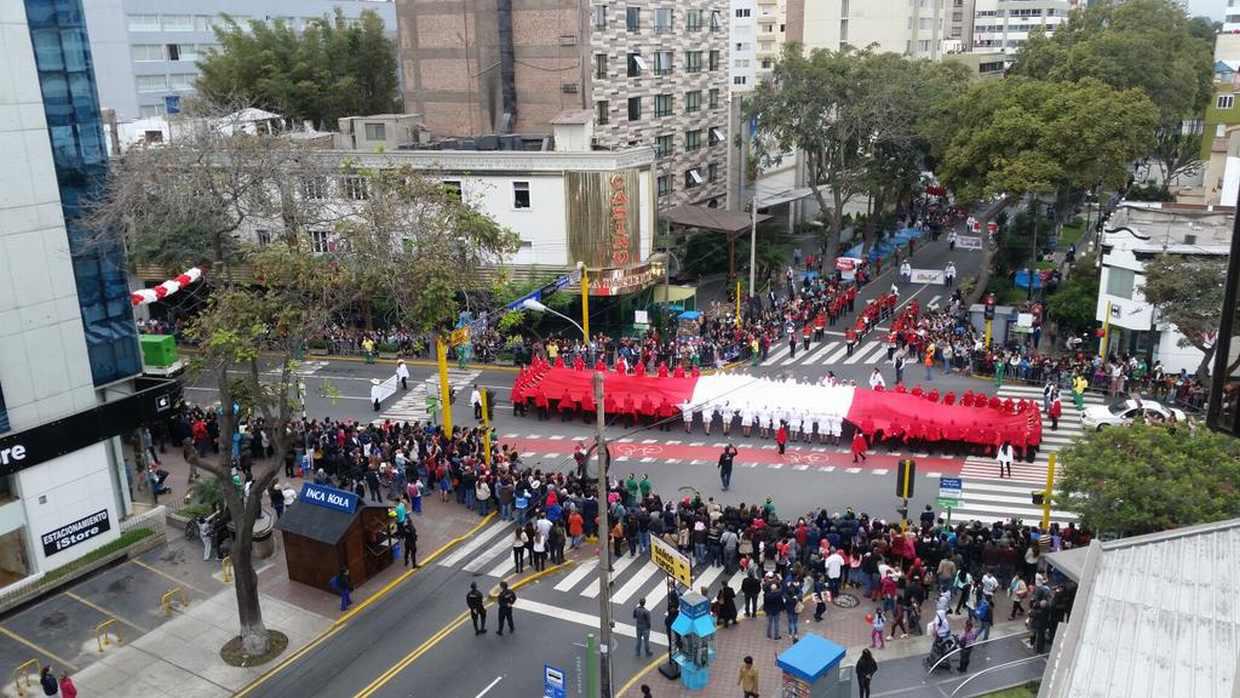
[448,327,470,347]
[650,534,692,588]
[164,95,181,114]
[939,476,962,499]
[544,664,566,698]
[956,235,983,250]
[936,497,961,509]
[896,459,916,499]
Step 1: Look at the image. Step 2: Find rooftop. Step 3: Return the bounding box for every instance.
[1040,518,1240,698]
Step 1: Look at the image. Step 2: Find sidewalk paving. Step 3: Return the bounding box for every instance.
[619,584,1029,697]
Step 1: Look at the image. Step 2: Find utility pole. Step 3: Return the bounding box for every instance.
[1029,198,1039,301]
[749,194,757,299]
[593,371,613,698]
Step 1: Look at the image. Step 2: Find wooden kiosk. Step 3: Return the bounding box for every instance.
[277,483,396,591]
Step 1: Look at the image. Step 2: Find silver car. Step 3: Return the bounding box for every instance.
[1081,398,1186,431]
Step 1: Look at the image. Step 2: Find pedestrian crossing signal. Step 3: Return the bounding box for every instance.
[896,459,916,499]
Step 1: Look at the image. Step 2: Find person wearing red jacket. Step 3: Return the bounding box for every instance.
[846,327,858,355]
[775,421,789,455]
[1048,392,1063,430]
[851,431,868,463]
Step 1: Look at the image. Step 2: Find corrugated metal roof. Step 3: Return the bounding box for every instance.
[1040,519,1240,698]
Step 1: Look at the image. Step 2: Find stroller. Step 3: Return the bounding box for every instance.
[923,632,960,672]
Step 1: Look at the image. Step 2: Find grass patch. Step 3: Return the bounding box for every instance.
[981,683,1039,698]
[1059,220,1085,247]
[43,528,155,583]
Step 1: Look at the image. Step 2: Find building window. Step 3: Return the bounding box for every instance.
[685,90,701,113]
[709,126,724,146]
[166,43,181,61]
[342,176,369,200]
[840,18,849,41]
[655,134,673,158]
[311,230,330,253]
[593,4,608,29]
[709,50,721,71]
[686,9,704,31]
[595,53,608,79]
[194,15,214,31]
[657,174,671,197]
[442,180,462,200]
[626,7,641,32]
[761,58,772,69]
[654,50,673,76]
[735,8,751,17]
[685,168,703,188]
[139,104,164,118]
[918,39,931,53]
[709,88,720,109]
[513,181,531,209]
[733,76,747,86]
[301,176,329,200]
[628,96,642,121]
[655,8,673,33]
[136,75,168,92]
[128,14,160,31]
[169,73,195,91]
[256,229,272,246]
[132,44,163,61]
[686,51,703,73]
[685,129,703,151]
[1106,267,1136,299]
[1219,94,1235,110]
[596,99,610,125]
[654,94,673,118]
[179,44,201,62]
[161,14,193,31]
[708,162,719,182]
[627,53,645,77]
[710,10,723,31]
[364,122,386,141]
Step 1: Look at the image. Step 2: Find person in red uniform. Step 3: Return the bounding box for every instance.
[851,430,868,463]
[802,323,812,351]
[775,421,789,455]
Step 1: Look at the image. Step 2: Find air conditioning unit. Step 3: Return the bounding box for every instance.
[561,82,579,94]
[1184,234,1197,245]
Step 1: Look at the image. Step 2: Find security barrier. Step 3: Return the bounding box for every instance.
[160,586,188,616]
[222,556,234,583]
[95,618,122,652]
[13,658,39,698]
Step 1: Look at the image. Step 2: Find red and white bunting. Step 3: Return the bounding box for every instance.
[131,267,203,306]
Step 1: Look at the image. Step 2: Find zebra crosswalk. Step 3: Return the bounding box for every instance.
[437,519,755,604]
[951,383,1104,525]
[759,338,892,368]
[375,368,480,424]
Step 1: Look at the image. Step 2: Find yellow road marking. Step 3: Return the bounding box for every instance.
[63,592,148,633]
[128,558,210,596]
[616,654,665,696]
[234,512,497,697]
[355,611,472,698]
[0,626,80,672]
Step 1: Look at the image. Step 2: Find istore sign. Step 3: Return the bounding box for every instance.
[42,509,112,557]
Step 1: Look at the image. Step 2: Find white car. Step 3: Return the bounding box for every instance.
[1081,398,1186,431]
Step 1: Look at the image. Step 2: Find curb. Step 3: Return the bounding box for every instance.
[179,346,521,374]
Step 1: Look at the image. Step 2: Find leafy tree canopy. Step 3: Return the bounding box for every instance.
[1142,254,1239,379]
[196,9,400,128]
[1057,422,1240,537]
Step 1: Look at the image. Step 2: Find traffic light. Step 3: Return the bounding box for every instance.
[896,459,916,499]
[983,293,996,321]
[1031,491,1045,505]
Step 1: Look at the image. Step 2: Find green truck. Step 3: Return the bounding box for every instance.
[139,334,184,377]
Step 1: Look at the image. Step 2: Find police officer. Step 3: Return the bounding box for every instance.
[402,519,419,568]
[467,582,487,634]
[496,581,517,635]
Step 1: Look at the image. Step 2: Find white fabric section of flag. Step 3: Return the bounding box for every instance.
[131,266,203,306]
[687,375,857,421]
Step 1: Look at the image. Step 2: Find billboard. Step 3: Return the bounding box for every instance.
[565,170,642,269]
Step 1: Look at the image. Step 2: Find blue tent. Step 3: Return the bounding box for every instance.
[1013,270,1043,290]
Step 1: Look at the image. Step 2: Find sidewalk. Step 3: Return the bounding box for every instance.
[0,450,487,697]
[619,584,1028,697]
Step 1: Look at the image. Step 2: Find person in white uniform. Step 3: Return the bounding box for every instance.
[740,402,754,438]
[681,400,695,432]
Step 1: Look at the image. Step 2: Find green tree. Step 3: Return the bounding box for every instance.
[196,9,400,128]
[1057,422,1240,537]
[88,104,515,658]
[1010,0,1213,189]
[932,77,1158,302]
[1142,254,1240,380]
[1045,252,1100,336]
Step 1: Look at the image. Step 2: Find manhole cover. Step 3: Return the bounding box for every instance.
[832,593,860,608]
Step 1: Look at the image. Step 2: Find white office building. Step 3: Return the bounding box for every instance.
[972,0,1069,53]
[82,0,396,121]
[801,0,946,59]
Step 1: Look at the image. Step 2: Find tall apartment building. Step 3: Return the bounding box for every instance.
[947,0,976,48]
[800,0,945,59]
[1,0,176,591]
[82,0,397,121]
[972,0,1069,53]
[1228,0,1240,33]
[730,0,757,90]
[396,0,732,208]
[754,0,793,79]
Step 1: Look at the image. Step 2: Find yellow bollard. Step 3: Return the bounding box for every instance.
[160,586,188,616]
[95,619,122,652]
[222,556,234,583]
[13,658,39,698]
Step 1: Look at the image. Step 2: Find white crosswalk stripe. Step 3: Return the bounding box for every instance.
[376,368,480,424]
[927,295,941,310]
[843,340,882,365]
[583,553,642,598]
[952,383,1106,525]
[554,559,599,592]
[461,533,516,574]
[800,341,840,365]
[611,561,662,605]
[760,345,791,366]
[438,520,512,568]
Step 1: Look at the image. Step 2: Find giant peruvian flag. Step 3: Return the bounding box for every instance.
[512,359,1041,449]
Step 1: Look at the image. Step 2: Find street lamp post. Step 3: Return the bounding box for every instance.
[522,298,587,341]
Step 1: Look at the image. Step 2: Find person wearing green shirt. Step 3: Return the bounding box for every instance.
[993,356,1006,387]
[638,474,653,500]
[625,474,639,505]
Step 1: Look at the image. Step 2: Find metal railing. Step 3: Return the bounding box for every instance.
[95,619,122,652]
[160,586,188,616]
[122,504,168,538]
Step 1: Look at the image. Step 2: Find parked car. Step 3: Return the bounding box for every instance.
[1081,398,1186,431]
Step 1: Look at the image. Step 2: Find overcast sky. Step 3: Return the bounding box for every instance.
[1188,0,1226,20]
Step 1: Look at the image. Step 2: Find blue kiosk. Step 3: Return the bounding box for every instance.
[669,591,716,689]
[777,634,848,698]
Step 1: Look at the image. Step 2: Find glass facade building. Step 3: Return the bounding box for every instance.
[25,0,141,386]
